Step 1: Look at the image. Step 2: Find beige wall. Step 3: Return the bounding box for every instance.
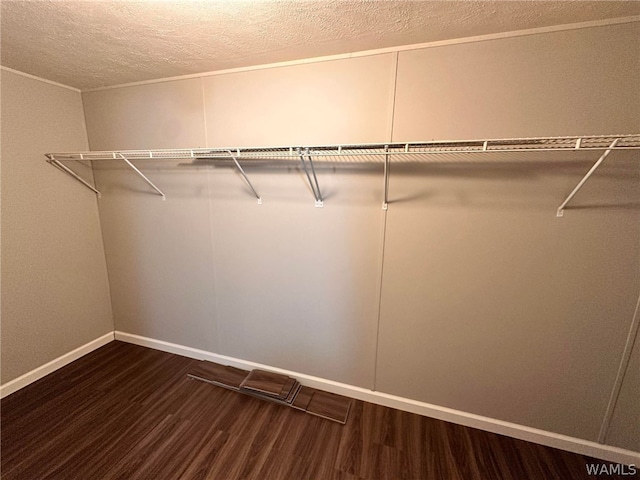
[202,55,393,386]
[392,22,640,140]
[203,55,396,146]
[85,80,218,352]
[83,78,206,150]
[84,54,395,386]
[1,70,113,383]
[206,168,384,387]
[376,156,639,441]
[377,22,640,442]
[82,22,639,446]
[606,321,640,452]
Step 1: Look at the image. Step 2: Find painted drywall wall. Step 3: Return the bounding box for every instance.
[606,322,640,452]
[84,79,219,352]
[0,69,113,384]
[377,22,640,442]
[82,78,206,150]
[202,55,394,386]
[203,54,396,146]
[392,22,640,141]
[82,22,639,445]
[376,157,639,442]
[84,54,394,386]
[204,167,385,387]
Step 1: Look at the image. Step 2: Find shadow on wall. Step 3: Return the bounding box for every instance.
[52,148,640,213]
[386,151,639,213]
[49,148,640,392]
[202,165,384,386]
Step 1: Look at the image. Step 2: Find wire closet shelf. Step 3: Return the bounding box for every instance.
[45,133,640,216]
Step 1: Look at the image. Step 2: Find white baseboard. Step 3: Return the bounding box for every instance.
[114,331,639,465]
[0,332,115,399]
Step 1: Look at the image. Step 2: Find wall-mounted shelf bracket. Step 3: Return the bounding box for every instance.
[556,138,619,217]
[299,148,323,207]
[227,150,262,204]
[46,134,640,211]
[46,156,101,197]
[117,153,166,201]
[383,145,390,210]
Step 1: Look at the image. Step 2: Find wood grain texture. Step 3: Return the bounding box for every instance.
[240,369,293,397]
[188,360,249,390]
[277,377,298,400]
[292,385,316,411]
[284,382,302,404]
[191,362,350,422]
[2,341,634,480]
[306,389,352,424]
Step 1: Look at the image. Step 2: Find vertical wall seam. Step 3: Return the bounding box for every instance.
[598,290,640,443]
[372,211,389,392]
[80,90,100,196]
[206,169,221,354]
[201,77,209,148]
[387,52,400,143]
[201,77,221,354]
[372,51,400,391]
[81,90,116,332]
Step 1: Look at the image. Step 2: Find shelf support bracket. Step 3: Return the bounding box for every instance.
[227,150,262,204]
[383,145,390,210]
[299,148,323,207]
[556,138,619,217]
[48,158,101,197]
[117,153,166,200]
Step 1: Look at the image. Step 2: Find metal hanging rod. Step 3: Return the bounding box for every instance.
[45,133,640,215]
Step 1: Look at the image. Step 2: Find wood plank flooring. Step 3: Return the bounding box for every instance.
[189,360,351,423]
[1,341,633,479]
[189,361,248,390]
[241,369,293,397]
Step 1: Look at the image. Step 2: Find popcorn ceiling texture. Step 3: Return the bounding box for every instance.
[2,1,639,90]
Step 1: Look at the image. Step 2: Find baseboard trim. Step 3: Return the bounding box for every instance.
[114,331,639,465]
[0,332,115,399]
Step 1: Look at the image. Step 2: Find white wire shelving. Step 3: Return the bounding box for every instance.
[45,133,640,216]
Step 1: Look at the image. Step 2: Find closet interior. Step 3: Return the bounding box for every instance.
[2,3,639,478]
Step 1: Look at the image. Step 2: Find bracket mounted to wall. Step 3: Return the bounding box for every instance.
[46,133,640,213]
[227,150,262,204]
[47,156,101,197]
[299,148,323,207]
[116,153,166,201]
[556,138,619,217]
[45,152,167,200]
[383,145,390,211]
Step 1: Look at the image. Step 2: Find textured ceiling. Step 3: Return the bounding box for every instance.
[2,1,639,90]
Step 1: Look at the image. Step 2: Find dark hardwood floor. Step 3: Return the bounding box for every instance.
[1,341,633,479]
